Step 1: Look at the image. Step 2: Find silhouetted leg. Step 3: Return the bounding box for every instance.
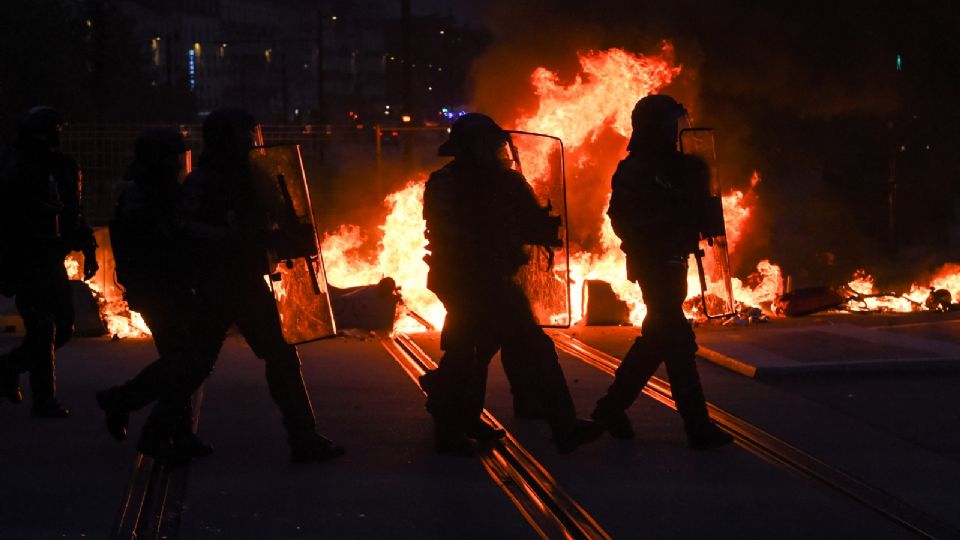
[424,308,481,431]
[595,335,660,415]
[231,278,337,454]
[499,340,545,417]
[14,279,60,411]
[663,349,709,435]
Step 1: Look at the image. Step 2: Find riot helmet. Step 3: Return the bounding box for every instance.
[626,94,688,154]
[126,128,189,187]
[438,113,513,168]
[19,106,64,150]
[200,107,259,165]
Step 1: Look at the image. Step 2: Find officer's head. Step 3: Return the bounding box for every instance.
[19,106,64,150]
[627,94,688,154]
[127,128,189,187]
[201,107,258,163]
[438,113,513,169]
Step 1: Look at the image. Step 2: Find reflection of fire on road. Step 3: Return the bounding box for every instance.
[321,43,960,331]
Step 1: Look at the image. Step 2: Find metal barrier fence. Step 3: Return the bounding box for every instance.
[63,124,341,224]
[61,123,452,225]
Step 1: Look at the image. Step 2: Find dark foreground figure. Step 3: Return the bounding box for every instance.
[95,128,215,461]
[97,110,343,463]
[0,107,98,417]
[419,113,602,456]
[591,95,732,450]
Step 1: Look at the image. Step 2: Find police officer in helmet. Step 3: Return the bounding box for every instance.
[175,108,344,463]
[420,112,602,456]
[0,107,98,417]
[96,128,215,461]
[591,95,732,450]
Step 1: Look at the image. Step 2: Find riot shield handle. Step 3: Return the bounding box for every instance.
[694,245,737,320]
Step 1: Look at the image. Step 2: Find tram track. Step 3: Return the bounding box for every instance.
[381,333,612,540]
[110,389,203,540]
[550,331,960,540]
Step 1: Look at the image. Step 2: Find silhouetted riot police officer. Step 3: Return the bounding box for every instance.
[96,128,215,461]
[176,108,343,463]
[0,107,97,417]
[591,95,732,450]
[420,113,602,456]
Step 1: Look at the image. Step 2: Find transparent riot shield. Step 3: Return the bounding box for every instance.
[679,128,736,319]
[249,144,337,343]
[505,131,572,327]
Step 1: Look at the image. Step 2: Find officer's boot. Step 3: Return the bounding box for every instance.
[432,413,476,457]
[665,354,732,451]
[0,352,23,404]
[29,347,69,418]
[551,418,605,453]
[591,337,658,440]
[465,418,506,443]
[95,387,132,441]
[138,406,214,463]
[265,350,345,463]
[163,401,214,459]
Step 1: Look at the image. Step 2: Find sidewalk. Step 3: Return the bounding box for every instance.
[568,312,960,377]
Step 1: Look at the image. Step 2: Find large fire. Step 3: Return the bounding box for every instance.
[66,44,960,338]
[321,43,959,331]
[321,44,785,330]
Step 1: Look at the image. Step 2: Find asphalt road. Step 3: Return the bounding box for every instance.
[2,315,957,538]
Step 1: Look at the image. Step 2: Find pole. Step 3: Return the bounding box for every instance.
[315,9,326,124]
[280,51,289,123]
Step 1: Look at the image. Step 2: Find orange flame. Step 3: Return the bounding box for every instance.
[65,250,151,339]
[322,46,785,330]
[322,178,445,332]
[846,265,960,313]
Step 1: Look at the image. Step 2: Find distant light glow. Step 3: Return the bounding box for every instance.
[896,53,902,71]
[187,49,196,90]
[401,115,412,123]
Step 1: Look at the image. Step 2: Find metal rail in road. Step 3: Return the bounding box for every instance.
[110,389,203,540]
[550,331,959,540]
[381,333,612,540]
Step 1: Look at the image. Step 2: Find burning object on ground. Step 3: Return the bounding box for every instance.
[773,287,847,317]
[581,280,631,326]
[924,289,956,312]
[329,277,401,334]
